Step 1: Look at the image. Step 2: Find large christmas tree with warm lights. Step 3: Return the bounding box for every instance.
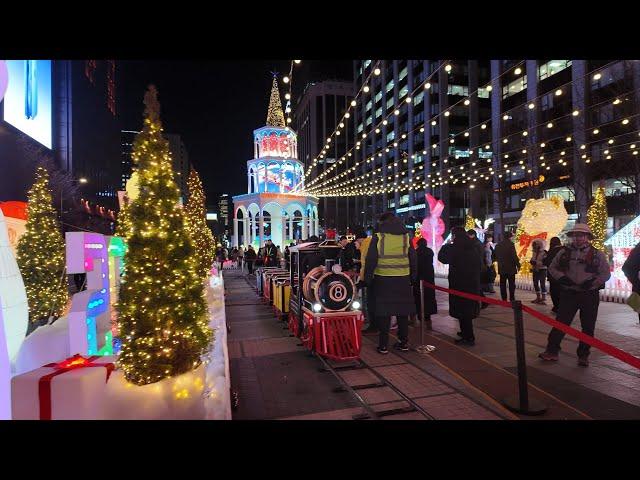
[16,166,69,324]
[185,168,215,279]
[587,186,608,251]
[115,197,132,240]
[116,86,212,386]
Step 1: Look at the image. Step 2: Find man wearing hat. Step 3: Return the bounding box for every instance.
[539,224,611,366]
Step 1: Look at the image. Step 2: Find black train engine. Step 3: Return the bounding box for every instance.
[288,239,364,361]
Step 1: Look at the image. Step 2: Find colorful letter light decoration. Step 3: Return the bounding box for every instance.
[107,236,126,352]
[66,232,112,356]
[420,194,446,256]
[0,209,29,365]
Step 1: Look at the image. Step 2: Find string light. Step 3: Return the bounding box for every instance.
[117,86,212,386]
[16,167,68,324]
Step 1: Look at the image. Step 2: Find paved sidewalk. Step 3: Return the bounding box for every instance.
[225,269,516,420]
[418,278,640,419]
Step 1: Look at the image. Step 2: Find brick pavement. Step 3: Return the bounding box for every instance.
[225,269,516,420]
[420,278,640,419]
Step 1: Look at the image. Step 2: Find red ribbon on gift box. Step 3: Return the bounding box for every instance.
[38,354,115,420]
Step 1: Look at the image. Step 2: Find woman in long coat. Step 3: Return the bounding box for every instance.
[438,226,482,345]
[414,238,438,323]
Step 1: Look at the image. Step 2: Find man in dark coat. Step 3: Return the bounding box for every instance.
[413,238,437,326]
[438,226,482,345]
[364,212,417,354]
[468,229,489,309]
[244,245,257,274]
[494,231,521,302]
[622,241,640,324]
[339,235,357,272]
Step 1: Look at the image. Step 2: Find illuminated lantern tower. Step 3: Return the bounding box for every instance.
[232,76,319,249]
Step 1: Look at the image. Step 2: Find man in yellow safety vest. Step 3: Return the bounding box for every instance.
[364,212,417,354]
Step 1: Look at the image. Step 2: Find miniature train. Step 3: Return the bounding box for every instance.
[255,239,364,361]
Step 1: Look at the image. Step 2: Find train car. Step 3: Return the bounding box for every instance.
[288,239,364,361]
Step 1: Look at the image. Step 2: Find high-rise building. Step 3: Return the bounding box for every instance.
[1,60,121,234]
[120,130,191,205]
[218,193,229,229]
[304,60,640,240]
[293,80,354,230]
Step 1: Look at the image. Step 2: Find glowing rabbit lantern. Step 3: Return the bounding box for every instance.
[419,194,446,255]
[0,209,29,366]
[516,197,568,262]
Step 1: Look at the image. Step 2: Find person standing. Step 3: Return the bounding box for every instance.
[358,228,378,334]
[468,229,488,309]
[544,237,563,313]
[237,245,245,271]
[539,224,611,367]
[530,239,548,305]
[494,231,520,302]
[483,235,496,293]
[244,245,257,274]
[622,241,640,324]
[413,238,437,326]
[339,235,357,272]
[364,212,417,354]
[284,245,291,270]
[264,240,277,267]
[438,226,482,346]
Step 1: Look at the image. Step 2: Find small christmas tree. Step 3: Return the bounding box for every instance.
[115,196,133,240]
[17,167,68,324]
[266,76,286,128]
[185,168,215,279]
[587,186,608,251]
[464,211,475,231]
[116,86,212,386]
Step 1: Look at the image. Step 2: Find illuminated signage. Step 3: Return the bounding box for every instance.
[2,60,52,149]
[255,127,297,159]
[510,175,545,191]
[0,61,7,103]
[396,203,426,213]
[206,213,218,221]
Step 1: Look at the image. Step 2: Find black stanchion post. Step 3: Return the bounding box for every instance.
[502,300,547,416]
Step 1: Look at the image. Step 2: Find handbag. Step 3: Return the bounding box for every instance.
[627,292,640,313]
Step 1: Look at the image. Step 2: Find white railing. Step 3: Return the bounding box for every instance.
[434,262,632,303]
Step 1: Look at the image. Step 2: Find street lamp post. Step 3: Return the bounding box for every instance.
[60,177,88,220]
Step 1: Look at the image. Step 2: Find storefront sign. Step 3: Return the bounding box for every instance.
[510,175,545,191]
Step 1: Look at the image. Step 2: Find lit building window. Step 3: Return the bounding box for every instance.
[386,80,394,93]
[538,60,572,80]
[399,67,408,81]
[399,85,409,99]
[448,85,469,96]
[502,76,527,99]
[375,91,382,103]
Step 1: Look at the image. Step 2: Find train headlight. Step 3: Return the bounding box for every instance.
[352,301,361,310]
[313,303,322,312]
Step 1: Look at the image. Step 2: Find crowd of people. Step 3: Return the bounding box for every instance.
[235,213,640,367]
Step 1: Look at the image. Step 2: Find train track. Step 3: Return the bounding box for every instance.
[315,353,435,420]
[244,269,433,420]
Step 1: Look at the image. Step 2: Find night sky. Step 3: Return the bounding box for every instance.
[119,60,293,201]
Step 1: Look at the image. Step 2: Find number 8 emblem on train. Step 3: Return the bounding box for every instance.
[254,238,364,361]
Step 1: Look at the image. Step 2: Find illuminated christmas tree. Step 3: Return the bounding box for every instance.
[587,186,608,251]
[266,76,286,128]
[116,85,212,386]
[16,167,68,324]
[115,196,132,240]
[465,211,475,231]
[185,168,215,279]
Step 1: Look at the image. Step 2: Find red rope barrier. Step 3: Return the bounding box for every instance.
[422,281,640,370]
